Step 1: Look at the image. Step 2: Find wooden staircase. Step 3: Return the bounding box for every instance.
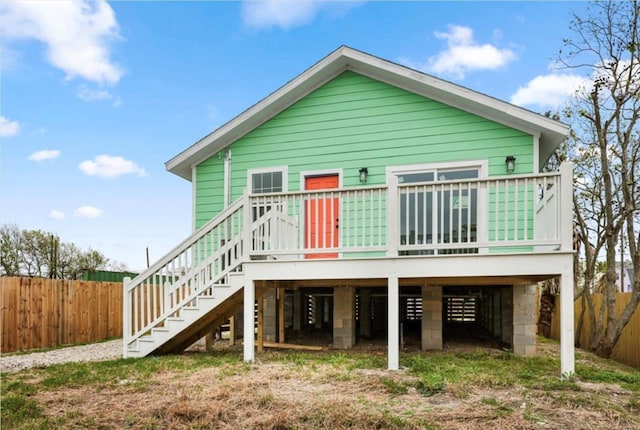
[125,274,245,358]
[123,197,249,358]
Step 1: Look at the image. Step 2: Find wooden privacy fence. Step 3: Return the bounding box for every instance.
[1,277,122,353]
[550,292,639,368]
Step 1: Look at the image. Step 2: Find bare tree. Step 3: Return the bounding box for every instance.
[0,224,21,276]
[559,0,640,357]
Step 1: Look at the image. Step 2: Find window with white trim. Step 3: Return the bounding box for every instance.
[251,171,283,194]
[248,167,287,222]
[396,164,481,255]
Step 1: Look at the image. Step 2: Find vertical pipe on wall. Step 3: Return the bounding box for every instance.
[223,149,232,208]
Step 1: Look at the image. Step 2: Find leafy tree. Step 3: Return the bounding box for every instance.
[559,0,639,357]
[0,224,128,279]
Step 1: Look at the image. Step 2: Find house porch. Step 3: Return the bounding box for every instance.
[124,167,575,376]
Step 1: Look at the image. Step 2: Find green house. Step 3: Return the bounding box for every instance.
[124,47,575,375]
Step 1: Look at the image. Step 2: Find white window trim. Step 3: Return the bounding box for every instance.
[247,166,288,195]
[386,159,487,179]
[386,159,488,253]
[300,168,343,190]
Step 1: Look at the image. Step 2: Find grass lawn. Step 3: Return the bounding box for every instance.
[1,338,638,429]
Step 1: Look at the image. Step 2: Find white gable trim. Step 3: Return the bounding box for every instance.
[167,46,568,181]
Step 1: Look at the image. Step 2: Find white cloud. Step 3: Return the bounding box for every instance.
[74,206,104,218]
[242,0,320,29]
[0,115,20,137]
[49,210,65,220]
[78,155,147,179]
[28,149,60,162]
[510,73,591,108]
[0,0,123,85]
[418,25,517,79]
[241,0,361,30]
[77,85,122,106]
[77,86,111,101]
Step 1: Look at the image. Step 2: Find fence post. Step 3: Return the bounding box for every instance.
[122,277,131,358]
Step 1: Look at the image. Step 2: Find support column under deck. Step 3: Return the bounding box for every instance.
[560,272,575,377]
[263,289,277,342]
[512,284,537,357]
[421,286,442,350]
[388,276,399,370]
[501,287,513,345]
[243,280,255,363]
[333,287,355,349]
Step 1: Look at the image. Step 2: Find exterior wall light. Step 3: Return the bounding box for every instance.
[359,167,369,183]
[505,156,516,173]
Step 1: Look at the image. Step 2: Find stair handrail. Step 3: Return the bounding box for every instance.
[126,193,246,292]
[125,233,245,349]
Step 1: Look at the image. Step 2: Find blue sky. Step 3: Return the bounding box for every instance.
[0,0,591,271]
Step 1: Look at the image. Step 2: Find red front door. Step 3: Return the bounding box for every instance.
[305,175,339,259]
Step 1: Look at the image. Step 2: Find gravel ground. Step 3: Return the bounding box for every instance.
[1,339,122,373]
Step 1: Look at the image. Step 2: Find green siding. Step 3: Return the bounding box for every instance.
[195,154,225,227]
[195,71,534,228]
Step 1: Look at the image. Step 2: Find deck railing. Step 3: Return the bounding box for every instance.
[248,165,571,257]
[249,185,388,257]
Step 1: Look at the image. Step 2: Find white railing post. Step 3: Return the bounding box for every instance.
[122,277,131,358]
[164,281,171,316]
[242,189,252,258]
[559,163,573,252]
[386,176,398,257]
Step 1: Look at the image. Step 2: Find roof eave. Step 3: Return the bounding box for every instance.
[166,47,354,180]
[167,46,569,181]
